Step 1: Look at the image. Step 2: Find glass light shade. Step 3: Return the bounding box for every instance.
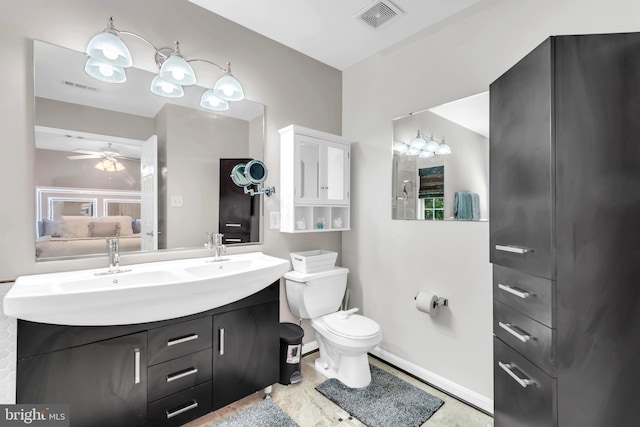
[409,131,427,152]
[213,73,244,101]
[425,136,441,153]
[436,138,452,155]
[150,75,184,98]
[86,30,132,67]
[95,159,125,172]
[393,141,408,154]
[159,54,196,86]
[200,89,229,111]
[84,58,126,83]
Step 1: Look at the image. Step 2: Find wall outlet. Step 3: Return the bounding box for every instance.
[270,211,280,229]
[170,195,184,207]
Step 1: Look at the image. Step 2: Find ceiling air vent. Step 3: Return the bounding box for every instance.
[355,1,403,30]
[61,80,99,92]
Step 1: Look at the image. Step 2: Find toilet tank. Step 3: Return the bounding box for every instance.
[284,267,349,319]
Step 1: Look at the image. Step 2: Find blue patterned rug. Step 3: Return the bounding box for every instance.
[315,365,444,427]
[210,398,298,427]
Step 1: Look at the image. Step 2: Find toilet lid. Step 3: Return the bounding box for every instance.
[324,312,380,339]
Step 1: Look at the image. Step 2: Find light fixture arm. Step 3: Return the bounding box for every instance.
[187,59,229,73]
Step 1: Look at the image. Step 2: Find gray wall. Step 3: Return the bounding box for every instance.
[0,0,342,343]
[342,0,640,410]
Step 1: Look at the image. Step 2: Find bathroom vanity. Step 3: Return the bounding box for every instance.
[16,282,279,427]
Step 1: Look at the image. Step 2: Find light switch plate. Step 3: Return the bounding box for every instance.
[170,195,184,207]
[270,211,280,229]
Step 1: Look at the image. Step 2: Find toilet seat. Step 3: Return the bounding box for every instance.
[323,312,380,340]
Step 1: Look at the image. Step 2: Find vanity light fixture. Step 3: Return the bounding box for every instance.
[405,130,452,157]
[393,140,408,154]
[85,17,244,109]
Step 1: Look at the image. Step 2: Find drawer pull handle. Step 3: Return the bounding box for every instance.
[225,223,242,227]
[498,361,534,388]
[225,238,242,242]
[498,283,531,299]
[495,244,533,254]
[166,400,199,419]
[499,322,532,342]
[219,328,225,356]
[134,348,141,385]
[167,334,199,347]
[166,367,199,383]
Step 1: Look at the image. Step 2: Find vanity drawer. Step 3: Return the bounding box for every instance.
[493,264,555,327]
[494,338,557,427]
[221,232,250,244]
[148,317,212,365]
[494,301,556,376]
[147,381,212,427]
[148,349,213,402]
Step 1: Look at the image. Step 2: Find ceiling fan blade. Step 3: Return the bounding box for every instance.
[67,154,102,160]
[71,149,101,155]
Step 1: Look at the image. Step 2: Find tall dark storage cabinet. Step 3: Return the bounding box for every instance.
[490,33,640,427]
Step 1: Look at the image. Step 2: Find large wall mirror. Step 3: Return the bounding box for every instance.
[34,40,265,260]
[392,92,489,221]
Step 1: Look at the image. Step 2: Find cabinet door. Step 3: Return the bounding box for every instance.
[212,302,279,410]
[489,38,554,279]
[294,135,322,204]
[324,142,350,205]
[17,332,147,427]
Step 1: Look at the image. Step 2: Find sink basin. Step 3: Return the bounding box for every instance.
[51,270,185,293]
[3,252,290,326]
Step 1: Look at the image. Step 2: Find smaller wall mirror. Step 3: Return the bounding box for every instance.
[392,92,489,221]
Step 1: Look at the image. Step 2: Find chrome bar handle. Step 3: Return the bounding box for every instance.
[166,401,198,419]
[498,283,531,299]
[225,238,242,242]
[495,244,533,254]
[498,362,534,388]
[499,322,532,342]
[134,348,141,384]
[219,328,225,356]
[166,368,198,383]
[225,223,242,228]
[167,334,199,347]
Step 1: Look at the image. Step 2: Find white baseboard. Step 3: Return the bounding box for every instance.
[302,340,319,355]
[370,347,494,415]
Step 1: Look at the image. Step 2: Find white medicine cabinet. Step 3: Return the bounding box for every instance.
[279,125,352,233]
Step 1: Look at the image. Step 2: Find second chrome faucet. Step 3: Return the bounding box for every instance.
[206,232,227,262]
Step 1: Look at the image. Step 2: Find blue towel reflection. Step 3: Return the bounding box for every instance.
[454,192,480,221]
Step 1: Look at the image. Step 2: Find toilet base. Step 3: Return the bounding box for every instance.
[314,353,372,388]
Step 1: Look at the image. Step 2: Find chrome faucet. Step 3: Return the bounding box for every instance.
[96,237,131,275]
[206,232,227,262]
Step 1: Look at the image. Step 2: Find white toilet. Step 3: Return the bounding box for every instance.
[284,267,381,388]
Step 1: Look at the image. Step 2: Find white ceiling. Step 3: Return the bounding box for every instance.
[429,92,489,138]
[188,0,482,70]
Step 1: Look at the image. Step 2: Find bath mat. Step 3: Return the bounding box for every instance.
[209,398,299,427]
[315,365,444,427]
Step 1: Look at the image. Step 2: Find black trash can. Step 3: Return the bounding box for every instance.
[279,322,304,385]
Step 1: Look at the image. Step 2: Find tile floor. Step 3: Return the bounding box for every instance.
[184,352,493,427]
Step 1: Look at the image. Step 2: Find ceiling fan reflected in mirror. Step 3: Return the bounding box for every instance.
[67,142,132,172]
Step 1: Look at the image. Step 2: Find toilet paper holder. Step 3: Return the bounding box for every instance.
[414,294,449,308]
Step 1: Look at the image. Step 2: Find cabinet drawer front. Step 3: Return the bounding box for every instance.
[148,317,212,365]
[148,349,213,402]
[493,265,554,327]
[494,301,556,376]
[147,381,212,427]
[494,338,557,427]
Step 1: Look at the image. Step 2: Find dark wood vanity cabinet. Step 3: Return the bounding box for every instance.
[490,33,640,427]
[16,282,280,427]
